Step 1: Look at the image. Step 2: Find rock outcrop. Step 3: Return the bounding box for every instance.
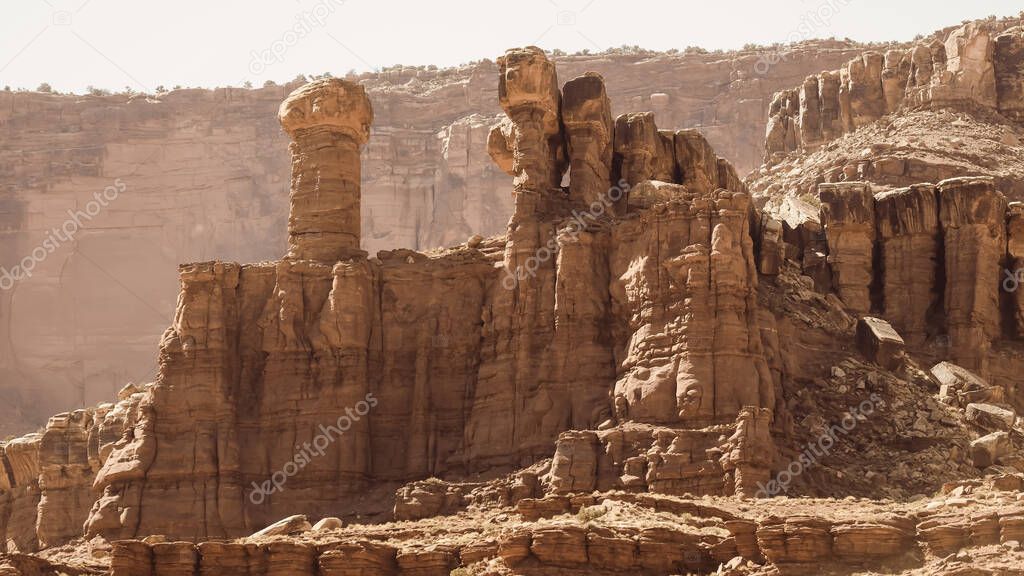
[818,182,875,314]
[0,384,146,552]
[764,23,1023,160]
[874,184,940,345]
[278,79,373,261]
[8,19,1024,575]
[99,484,1024,576]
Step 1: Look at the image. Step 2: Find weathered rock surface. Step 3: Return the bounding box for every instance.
[91,484,1024,576]
[938,177,1006,372]
[933,361,1004,406]
[10,17,1024,576]
[818,182,875,314]
[278,79,373,261]
[969,431,1012,468]
[965,403,1017,431]
[762,174,1021,392]
[0,384,147,553]
[874,184,940,345]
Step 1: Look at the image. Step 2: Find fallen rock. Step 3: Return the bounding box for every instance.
[312,517,343,531]
[931,361,1003,406]
[856,316,905,370]
[249,515,312,538]
[965,403,1016,431]
[969,432,1012,468]
[394,479,465,521]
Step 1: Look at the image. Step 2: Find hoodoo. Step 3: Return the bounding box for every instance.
[278,78,373,261]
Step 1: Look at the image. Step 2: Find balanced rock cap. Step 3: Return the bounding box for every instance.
[278,78,373,143]
[498,46,560,115]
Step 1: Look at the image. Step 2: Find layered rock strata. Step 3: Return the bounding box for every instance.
[874,184,940,345]
[765,23,1023,160]
[937,177,1006,371]
[0,41,870,435]
[103,490,1024,576]
[0,385,145,551]
[278,80,373,261]
[818,182,875,314]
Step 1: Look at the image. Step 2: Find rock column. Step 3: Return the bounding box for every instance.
[613,112,675,186]
[562,72,614,207]
[875,184,940,345]
[1006,202,1024,336]
[487,46,566,213]
[278,79,373,261]
[938,177,1006,372]
[819,182,876,314]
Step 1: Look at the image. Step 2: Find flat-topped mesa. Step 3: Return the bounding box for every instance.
[561,72,614,207]
[487,46,566,208]
[278,78,373,262]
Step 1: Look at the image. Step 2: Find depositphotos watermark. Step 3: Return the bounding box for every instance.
[249,0,347,75]
[753,0,853,75]
[501,179,630,290]
[1002,268,1024,292]
[755,392,881,498]
[0,178,126,291]
[248,392,377,504]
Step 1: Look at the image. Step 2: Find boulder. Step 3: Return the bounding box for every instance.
[965,403,1017,431]
[856,317,905,370]
[931,362,1003,406]
[969,432,1012,468]
[312,517,343,531]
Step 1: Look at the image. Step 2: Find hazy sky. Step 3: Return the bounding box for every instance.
[1,0,1021,93]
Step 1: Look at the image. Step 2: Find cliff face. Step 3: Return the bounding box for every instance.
[0,45,868,433]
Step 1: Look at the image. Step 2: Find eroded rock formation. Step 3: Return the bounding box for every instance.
[0,43,873,433]
[40,48,787,546]
[279,79,373,261]
[6,21,1024,575]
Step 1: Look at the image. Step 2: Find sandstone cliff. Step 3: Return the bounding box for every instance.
[0,43,1005,560]
[0,43,869,434]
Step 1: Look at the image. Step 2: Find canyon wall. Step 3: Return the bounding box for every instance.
[753,173,1024,413]
[0,44,868,432]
